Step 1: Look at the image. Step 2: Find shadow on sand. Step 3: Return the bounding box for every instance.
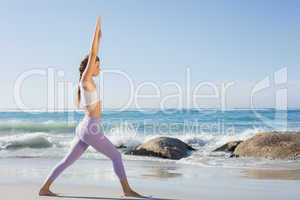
[57,194,179,200]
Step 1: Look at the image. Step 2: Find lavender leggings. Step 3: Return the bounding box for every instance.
[45,115,127,182]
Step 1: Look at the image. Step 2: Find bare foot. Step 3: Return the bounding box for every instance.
[39,188,58,196]
[124,189,146,198]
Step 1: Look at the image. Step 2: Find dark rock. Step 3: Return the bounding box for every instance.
[116,144,127,149]
[125,137,196,160]
[213,140,243,153]
[233,132,300,160]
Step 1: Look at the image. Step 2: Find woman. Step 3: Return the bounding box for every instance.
[39,17,143,198]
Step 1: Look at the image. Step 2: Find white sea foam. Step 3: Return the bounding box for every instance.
[1,126,299,169]
[0,133,53,150]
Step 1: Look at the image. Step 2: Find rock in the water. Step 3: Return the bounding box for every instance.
[213,141,243,153]
[116,144,127,149]
[233,132,300,160]
[125,137,195,160]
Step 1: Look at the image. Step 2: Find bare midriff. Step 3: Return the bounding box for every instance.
[84,100,102,118]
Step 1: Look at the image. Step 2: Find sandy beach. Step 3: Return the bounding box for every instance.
[1,0,300,199]
[1,182,190,200]
[1,111,300,200]
[0,157,300,200]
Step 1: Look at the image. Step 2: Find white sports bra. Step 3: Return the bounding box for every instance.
[79,82,100,106]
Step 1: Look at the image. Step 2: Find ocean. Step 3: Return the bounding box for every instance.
[1,109,300,168]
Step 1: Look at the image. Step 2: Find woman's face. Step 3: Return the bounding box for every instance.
[93,61,100,76]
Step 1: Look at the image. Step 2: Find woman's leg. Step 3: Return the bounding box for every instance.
[39,139,89,196]
[84,133,126,181]
[83,133,144,197]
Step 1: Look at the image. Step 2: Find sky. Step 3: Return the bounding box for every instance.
[0,0,299,110]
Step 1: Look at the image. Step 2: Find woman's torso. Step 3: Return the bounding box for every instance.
[79,81,102,118]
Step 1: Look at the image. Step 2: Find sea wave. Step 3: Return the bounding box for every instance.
[0,125,261,152]
[1,128,300,169]
[0,120,77,133]
[0,133,54,150]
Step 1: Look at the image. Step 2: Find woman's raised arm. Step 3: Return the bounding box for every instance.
[81,17,102,82]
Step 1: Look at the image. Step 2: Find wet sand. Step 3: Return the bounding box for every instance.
[0,158,299,200]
